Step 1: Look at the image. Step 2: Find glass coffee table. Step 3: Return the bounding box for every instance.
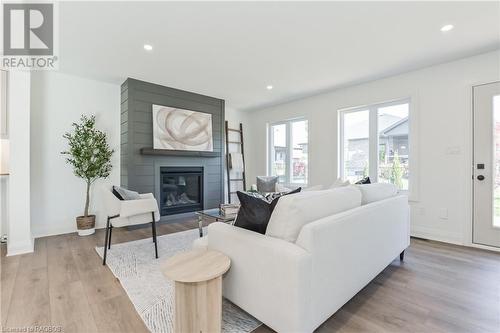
[196,208,237,237]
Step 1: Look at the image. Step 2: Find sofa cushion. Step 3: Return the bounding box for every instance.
[357,183,398,204]
[234,188,301,234]
[303,184,324,191]
[303,178,349,192]
[326,178,350,189]
[265,185,362,242]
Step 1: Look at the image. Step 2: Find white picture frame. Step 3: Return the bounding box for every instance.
[152,104,213,152]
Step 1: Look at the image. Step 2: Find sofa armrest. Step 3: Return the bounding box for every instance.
[205,222,313,332]
[295,195,409,328]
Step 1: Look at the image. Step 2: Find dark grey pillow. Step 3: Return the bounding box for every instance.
[113,186,141,200]
[234,187,301,234]
[256,176,278,193]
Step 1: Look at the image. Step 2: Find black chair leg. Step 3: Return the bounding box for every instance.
[152,212,158,259]
[103,217,110,265]
[400,250,405,261]
[108,225,113,249]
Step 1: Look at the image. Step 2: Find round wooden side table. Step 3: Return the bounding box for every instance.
[162,250,231,333]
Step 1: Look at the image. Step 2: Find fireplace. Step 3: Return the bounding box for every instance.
[160,167,204,216]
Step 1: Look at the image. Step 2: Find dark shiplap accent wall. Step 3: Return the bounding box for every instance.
[120,78,225,217]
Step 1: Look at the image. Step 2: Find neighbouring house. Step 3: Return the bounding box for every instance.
[345,114,409,188]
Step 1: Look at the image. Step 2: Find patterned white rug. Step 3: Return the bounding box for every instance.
[95,228,261,333]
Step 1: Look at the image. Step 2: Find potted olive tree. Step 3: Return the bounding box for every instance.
[61,115,114,236]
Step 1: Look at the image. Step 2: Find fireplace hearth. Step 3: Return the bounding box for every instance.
[160,167,203,215]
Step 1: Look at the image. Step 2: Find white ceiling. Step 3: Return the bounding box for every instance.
[59,1,500,111]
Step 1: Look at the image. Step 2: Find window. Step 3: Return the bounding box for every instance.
[269,119,308,185]
[339,100,410,191]
[341,110,369,184]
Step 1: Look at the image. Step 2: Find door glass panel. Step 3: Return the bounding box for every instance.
[271,124,287,183]
[494,95,500,227]
[343,110,369,183]
[377,103,409,190]
[291,120,308,184]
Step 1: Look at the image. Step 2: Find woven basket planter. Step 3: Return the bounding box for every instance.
[76,215,96,236]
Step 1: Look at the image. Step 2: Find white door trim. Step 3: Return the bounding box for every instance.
[469,81,500,251]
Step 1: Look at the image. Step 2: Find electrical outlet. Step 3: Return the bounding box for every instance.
[445,146,461,155]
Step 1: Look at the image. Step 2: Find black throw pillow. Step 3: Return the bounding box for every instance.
[355,177,371,184]
[234,187,301,234]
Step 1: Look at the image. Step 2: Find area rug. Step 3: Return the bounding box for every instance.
[95,228,261,333]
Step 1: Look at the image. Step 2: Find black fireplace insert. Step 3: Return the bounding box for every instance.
[160,167,203,215]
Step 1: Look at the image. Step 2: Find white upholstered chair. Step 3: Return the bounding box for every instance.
[102,187,161,265]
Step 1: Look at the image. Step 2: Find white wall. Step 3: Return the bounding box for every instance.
[8,72,33,255]
[0,176,7,242]
[0,71,9,241]
[30,72,120,238]
[243,50,500,247]
[226,106,247,129]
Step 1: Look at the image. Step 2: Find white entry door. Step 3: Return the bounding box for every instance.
[473,81,500,248]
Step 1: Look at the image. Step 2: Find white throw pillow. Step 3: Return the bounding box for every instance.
[326,178,350,189]
[356,183,398,205]
[302,184,324,191]
[265,186,362,243]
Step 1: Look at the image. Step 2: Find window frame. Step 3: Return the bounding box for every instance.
[268,118,308,187]
[338,98,411,194]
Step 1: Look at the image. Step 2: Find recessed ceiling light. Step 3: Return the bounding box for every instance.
[143,44,153,51]
[266,85,273,90]
[440,24,454,32]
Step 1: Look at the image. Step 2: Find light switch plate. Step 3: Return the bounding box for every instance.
[439,208,448,220]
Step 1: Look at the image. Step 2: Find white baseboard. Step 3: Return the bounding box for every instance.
[410,225,463,245]
[33,223,108,239]
[467,242,500,253]
[412,227,500,252]
[32,225,77,239]
[7,237,34,256]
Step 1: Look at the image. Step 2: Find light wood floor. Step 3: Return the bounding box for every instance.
[1,218,499,333]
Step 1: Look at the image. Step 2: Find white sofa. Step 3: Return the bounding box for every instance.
[194,184,409,332]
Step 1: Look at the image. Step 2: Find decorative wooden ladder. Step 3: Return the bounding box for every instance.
[225,121,246,203]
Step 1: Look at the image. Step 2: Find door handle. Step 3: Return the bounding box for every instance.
[477,175,485,181]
